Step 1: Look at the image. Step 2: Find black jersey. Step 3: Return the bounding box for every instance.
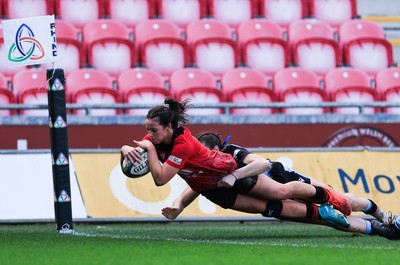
[222,144,250,162]
[223,143,312,184]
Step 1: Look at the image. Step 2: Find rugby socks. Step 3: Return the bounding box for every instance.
[364,220,375,235]
[305,204,319,221]
[362,199,378,214]
[311,186,327,202]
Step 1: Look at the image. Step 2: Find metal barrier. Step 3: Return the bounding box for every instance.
[1,102,400,125]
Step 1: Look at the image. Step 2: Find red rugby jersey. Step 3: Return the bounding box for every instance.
[143,126,237,192]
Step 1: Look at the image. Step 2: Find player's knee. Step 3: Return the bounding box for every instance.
[262,200,283,218]
[270,188,289,201]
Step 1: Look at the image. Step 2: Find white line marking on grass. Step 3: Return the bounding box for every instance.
[74,232,398,250]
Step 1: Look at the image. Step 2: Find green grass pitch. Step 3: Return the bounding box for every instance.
[0,221,399,265]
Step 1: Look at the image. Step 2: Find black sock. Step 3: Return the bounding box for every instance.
[363,199,378,214]
[311,186,328,202]
[305,204,319,221]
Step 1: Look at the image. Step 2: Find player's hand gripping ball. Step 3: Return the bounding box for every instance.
[121,148,150,178]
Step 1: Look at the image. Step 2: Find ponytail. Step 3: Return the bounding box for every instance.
[147,98,192,130]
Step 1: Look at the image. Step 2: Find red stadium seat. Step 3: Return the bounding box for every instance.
[156,0,207,30]
[169,67,223,115]
[259,0,309,30]
[273,67,328,114]
[222,67,275,115]
[135,19,187,78]
[117,67,169,115]
[339,19,394,77]
[3,0,54,18]
[208,0,259,30]
[288,19,341,77]
[0,22,27,80]
[0,73,14,116]
[55,0,106,28]
[41,20,83,74]
[106,0,156,29]
[13,69,48,116]
[309,0,357,29]
[324,67,378,114]
[375,67,400,114]
[237,19,288,76]
[66,68,118,116]
[82,19,135,80]
[186,19,238,78]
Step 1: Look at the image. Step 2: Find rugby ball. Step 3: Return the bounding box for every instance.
[121,148,150,178]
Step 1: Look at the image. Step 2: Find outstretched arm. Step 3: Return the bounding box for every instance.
[162,186,200,220]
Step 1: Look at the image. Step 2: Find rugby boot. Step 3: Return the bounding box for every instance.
[323,187,352,215]
[318,203,350,228]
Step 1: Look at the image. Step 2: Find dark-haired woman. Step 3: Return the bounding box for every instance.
[120,98,351,226]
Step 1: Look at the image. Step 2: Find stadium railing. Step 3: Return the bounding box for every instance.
[1,101,400,125]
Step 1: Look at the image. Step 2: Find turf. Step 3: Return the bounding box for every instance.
[0,221,399,265]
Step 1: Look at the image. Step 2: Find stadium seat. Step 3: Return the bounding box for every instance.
[135,19,187,78]
[169,67,223,115]
[237,19,288,77]
[288,19,341,77]
[82,19,135,80]
[13,69,48,116]
[259,0,309,30]
[186,19,238,78]
[3,0,54,18]
[42,20,83,74]
[309,0,358,29]
[273,67,328,114]
[106,0,156,29]
[208,0,259,30]
[66,68,118,116]
[324,67,378,114]
[375,67,400,114]
[0,22,27,80]
[0,73,14,116]
[339,19,394,77]
[222,67,275,115]
[55,0,106,28]
[117,67,169,115]
[156,0,207,30]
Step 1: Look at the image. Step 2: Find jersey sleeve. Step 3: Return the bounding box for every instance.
[225,144,250,162]
[165,136,196,169]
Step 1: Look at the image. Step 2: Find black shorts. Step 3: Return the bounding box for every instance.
[201,175,258,209]
[269,161,311,184]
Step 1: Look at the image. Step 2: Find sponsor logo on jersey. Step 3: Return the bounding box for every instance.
[168,155,182,165]
[298,177,306,182]
[233,149,240,159]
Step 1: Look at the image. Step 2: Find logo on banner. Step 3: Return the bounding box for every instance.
[54,115,67,128]
[323,126,398,147]
[58,190,71,203]
[60,223,73,234]
[51,78,64,91]
[2,15,57,67]
[56,153,69,165]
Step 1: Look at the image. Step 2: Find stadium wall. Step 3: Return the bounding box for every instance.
[1,123,400,149]
[1,149,399,221]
